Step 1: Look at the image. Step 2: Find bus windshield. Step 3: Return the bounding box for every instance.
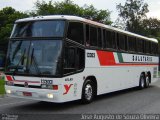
[11,20,65,38]
[6,40,62,76]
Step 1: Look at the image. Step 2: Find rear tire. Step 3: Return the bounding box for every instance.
[81,79,95,104]
[139,74,145,89]
[145,75,150,88]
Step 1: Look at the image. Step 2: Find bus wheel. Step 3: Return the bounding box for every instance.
[81,80,94,104]
[139,74,145,89]
[145,75,150,88]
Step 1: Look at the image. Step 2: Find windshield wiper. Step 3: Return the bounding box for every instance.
[12,48,26,75]
[29,48,41,75]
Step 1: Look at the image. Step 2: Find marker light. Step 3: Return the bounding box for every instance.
[6,90,11,94]
[53,85,58,90]
[47,94,53,99]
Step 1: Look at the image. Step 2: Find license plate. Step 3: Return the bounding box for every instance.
[23,92,32,96]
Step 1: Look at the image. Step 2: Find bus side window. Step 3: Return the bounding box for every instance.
[116,33,120,50]
[103,29,106,49]
[152,42,158,55]
[97,28,102,48]
[137,39,144,53]
[63,43,85,74]
[86,24,90,46]
[106,30,112,48]
[64,46,76,74]
[118,33,127,51]
[128,36,136,52]
[90,26,97,47]
[111,32,116,49]
[145,41,151,54]
[76,48,85,70]
[106,31,116,49]
[67,22,84,45]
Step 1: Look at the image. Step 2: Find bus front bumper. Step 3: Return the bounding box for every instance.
[5,85,62,103]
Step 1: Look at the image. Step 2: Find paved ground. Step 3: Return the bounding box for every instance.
[0,80,160,120]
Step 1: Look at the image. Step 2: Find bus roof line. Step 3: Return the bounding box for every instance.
[16,15,158,43]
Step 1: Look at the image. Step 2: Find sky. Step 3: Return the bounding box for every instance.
[0,0,160,21]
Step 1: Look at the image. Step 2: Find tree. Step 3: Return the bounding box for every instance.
[116,0,149,33]
[0,7,28,44]
[142,18,160,37]
[82,5,112,25]
[34,0,112,25]
[35,0,81,15]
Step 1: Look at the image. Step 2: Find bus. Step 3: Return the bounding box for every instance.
[5,15,159,103]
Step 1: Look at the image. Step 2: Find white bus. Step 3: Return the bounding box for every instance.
[5,15,159,103]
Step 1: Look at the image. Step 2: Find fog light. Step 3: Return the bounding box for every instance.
[6,90,11,94]
[47,94,53,98]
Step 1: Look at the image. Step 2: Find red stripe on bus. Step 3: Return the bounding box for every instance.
[96,51,158,66]
[96,51,116,66]
[6,75,13,81]
[14,80,40,83]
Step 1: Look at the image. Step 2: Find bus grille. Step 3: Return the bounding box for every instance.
[14,84,41,89]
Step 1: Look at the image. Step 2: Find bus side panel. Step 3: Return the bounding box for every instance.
[84,50,159,95]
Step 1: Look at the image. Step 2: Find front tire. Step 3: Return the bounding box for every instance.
[81,80,94,104]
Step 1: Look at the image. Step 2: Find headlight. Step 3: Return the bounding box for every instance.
[6,90,11,94]
[47,94,53,98]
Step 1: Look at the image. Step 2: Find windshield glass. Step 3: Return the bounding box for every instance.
[6,40,62,76]
[11,20,65,38]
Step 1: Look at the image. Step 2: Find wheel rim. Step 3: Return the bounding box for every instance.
[141,77,145,88]
[85,84,93,101]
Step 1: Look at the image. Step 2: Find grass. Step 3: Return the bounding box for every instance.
[0,75,5,95]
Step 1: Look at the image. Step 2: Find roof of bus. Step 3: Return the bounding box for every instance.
[16,15,158,43]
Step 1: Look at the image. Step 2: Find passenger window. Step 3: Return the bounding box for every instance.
[76,48,85,70]
[128,36,136,52]
[152,42,158,55]
[97,28,102,48]
[90,26,97,46]
[67,22,84,45]
[106,30,112,48]
[64,46,76,74]
[137,39,144,53]
[64,42,85,74]
[111,32,116,49]
[103,29,106,48]
[86,24,90,46]
[117,33,127,51]
[145,41,151,54]
[104,30,116,49]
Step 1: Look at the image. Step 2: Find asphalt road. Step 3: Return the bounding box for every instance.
[1,80,160,120]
